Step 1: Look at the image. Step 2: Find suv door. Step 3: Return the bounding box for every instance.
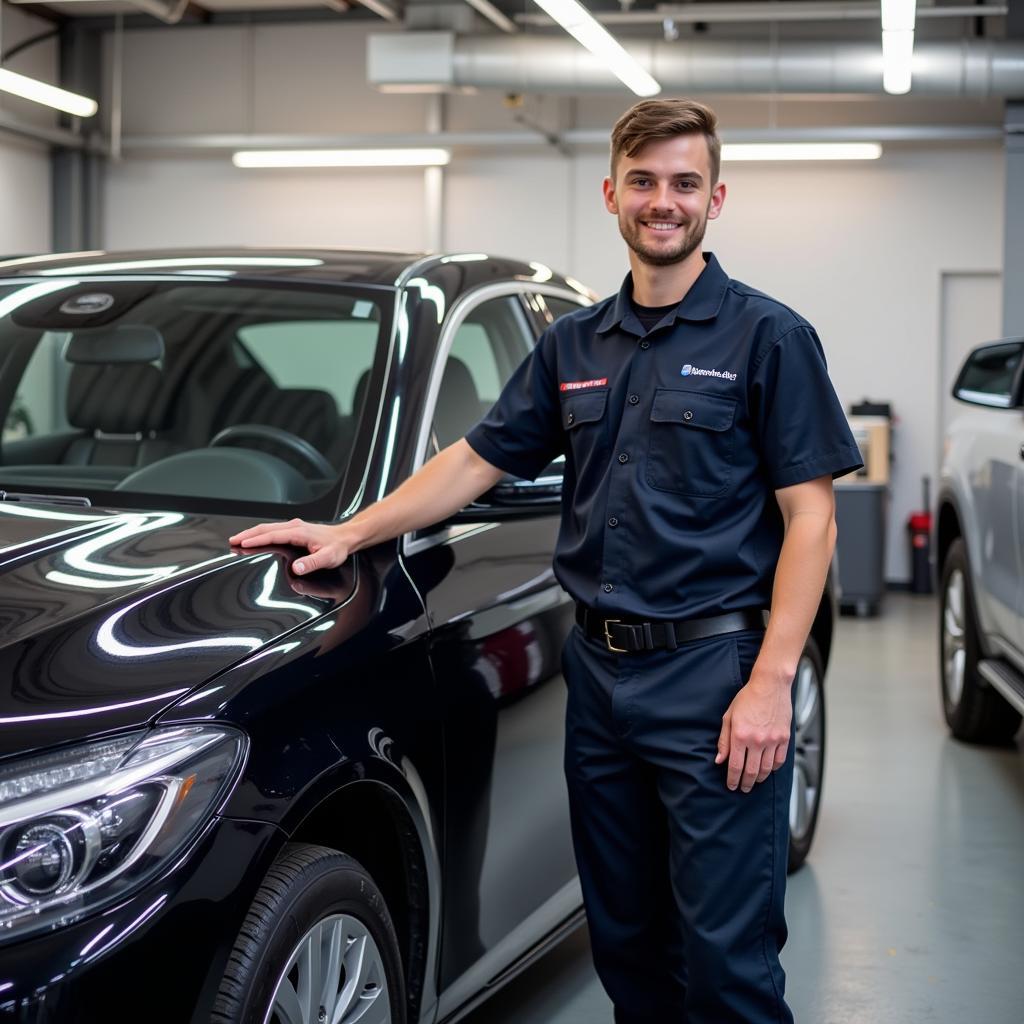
[399,290,578,1015]
[950,341,1024,648]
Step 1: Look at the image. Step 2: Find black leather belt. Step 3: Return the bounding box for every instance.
[575,603,768,653]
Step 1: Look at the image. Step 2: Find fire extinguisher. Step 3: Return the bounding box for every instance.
[907,476,933,595]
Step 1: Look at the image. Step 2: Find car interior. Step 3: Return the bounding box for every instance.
[0,281,388,504]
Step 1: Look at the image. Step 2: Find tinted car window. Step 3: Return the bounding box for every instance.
[956,342,1024,408]
[533,293,586,326]
[0,280,392,507]
[433,296,532,451]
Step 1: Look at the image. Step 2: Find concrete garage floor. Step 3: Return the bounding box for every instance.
[462,593,1024,1024]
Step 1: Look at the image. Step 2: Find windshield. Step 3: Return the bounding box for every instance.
[0,277,393,514]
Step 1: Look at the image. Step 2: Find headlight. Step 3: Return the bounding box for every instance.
[0,725,246,943]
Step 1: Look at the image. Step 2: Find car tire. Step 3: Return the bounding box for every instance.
[211,843,407,1024]
[787,635,825,874]
[940,538,1022,744]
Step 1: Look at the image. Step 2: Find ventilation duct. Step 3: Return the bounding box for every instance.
[368,33,1024,97]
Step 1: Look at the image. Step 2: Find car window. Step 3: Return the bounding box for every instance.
[534,293,586,326]
[432,295,533,451]
[956,342,1024,408]
[237,318,378,416]
[0,279,392,510]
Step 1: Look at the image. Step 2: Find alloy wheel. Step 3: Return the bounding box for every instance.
[790,654,823,843]
[264,914,392,1024]
[942,567,967,709]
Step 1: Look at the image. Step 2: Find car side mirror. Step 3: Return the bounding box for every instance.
[452,459,564,521]
[952,339,1024,409]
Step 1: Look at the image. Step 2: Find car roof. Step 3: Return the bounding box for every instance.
[0,248,588,294]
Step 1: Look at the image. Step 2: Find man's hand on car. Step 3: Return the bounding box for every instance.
[229,519,352,575]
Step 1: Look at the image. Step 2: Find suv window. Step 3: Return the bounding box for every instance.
[955,342,1024,408]
[432,296,532,451]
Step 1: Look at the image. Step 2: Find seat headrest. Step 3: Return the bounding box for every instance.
[67,364,169,434]
[66,325,165,365]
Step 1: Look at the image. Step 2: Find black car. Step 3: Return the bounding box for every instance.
[0,249,834,1024]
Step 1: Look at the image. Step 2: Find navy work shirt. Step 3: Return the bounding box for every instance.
[465,253,863,620]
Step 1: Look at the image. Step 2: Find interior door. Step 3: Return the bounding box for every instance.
[400,290,578,1015]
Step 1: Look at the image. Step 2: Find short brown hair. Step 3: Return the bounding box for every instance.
[610,98,721,184]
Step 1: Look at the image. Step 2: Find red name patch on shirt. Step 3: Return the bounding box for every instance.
[559,378,608,392]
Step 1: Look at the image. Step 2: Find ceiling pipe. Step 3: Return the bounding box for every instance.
[115,124,1003,154]
[5,0,191,24]
[368,33,1024,96]
[517,1,1008,26]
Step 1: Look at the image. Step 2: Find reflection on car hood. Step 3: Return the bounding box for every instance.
[0,502,352,759]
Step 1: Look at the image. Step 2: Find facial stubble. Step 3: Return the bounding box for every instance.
[617,200,711,268]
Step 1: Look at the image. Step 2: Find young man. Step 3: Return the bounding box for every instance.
[231,99,862,1023]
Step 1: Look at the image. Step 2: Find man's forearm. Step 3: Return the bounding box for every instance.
[753,511,837,687]
[342,439,505,552]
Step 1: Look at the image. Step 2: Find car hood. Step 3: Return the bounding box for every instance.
[0,502,352,760]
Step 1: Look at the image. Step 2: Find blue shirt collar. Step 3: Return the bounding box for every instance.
[597,251,729,337]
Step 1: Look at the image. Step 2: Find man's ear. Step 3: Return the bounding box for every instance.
[707,180,727,221]
[602,176,619,215]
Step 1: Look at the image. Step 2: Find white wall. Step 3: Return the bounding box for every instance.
[0,7,58,254]
[0,136,50,255]
[100,22,1005,582]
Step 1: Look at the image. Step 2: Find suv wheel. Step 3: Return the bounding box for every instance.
[212,843,406,1024]
[940,538,1022,744]
[788,635,825,873]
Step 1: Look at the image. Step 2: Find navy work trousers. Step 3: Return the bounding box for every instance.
[562,622,796,1024]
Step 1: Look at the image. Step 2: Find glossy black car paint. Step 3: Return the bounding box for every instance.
[0,250,586,1024]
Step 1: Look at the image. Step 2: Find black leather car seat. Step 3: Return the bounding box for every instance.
[61,327,181,470]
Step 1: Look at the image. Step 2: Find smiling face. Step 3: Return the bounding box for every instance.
[603,134,726,268]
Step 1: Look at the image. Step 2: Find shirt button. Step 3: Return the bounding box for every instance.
[603,582,614,593]
[628,394,639,405]
[618,452,629,463]
[683,409,694,421]
[640,340,650,350]
[608,517,619,527]
[567,411,575,425]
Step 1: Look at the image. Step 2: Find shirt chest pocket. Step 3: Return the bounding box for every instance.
[560,388,608,462]
[647,388,738,498]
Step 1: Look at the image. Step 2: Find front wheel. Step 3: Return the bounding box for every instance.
[787,636,825,874]
[212,843,406,1024]
[940,538,1021,744]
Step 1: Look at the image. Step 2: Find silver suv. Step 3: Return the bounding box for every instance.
[937,337,1024,743]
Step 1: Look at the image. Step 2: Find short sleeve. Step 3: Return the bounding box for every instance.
[465,329,564,480]
[750,325,864,488]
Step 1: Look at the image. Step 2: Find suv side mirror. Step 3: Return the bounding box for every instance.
[952,339,1024,409]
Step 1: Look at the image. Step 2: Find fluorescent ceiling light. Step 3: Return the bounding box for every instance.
[881,0,915,94]
[232,148,451,168]
[881,0,916,32]
[722,143,883,161]
[882,30,914,95]
[0,68,98,118]
[530,0,660,97]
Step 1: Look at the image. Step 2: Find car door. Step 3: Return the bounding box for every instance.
[398,287,578,1016]
[951,341,1024,646]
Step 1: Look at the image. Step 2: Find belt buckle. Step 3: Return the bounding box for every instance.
[603,618,628,653]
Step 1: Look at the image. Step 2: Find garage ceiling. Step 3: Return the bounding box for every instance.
[9,0,1011,40]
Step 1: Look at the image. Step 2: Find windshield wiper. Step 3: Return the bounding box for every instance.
[0,490,92,507]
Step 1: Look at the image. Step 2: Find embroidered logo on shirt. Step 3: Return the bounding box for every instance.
[681,363,738,382]
[559,378,608,392]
